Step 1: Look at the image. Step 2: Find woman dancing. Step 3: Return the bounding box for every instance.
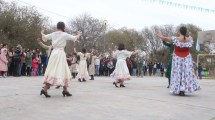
[158,26,200,96]
[162,41,174,88]
[74,48,93,82]
[88,49,96,80]
[110,43,137,87]
[40,21,81,98]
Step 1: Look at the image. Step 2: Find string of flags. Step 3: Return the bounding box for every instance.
[142,0,215,14]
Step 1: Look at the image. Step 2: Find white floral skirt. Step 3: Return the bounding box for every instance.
[44,49,72,87]
[111,59,131,81]
[170,53,200,94]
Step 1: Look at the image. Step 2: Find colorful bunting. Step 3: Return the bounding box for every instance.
[142,0,215,14]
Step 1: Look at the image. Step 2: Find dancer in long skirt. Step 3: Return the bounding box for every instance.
[74,48,93,82]
[162,41,174,88]
[70,53,79,79]
[158,26,200,96]
[110,43,137,87]
[40,21,81,98]
[88,50,96,80]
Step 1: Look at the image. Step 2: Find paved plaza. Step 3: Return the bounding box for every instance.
[0,76,215,120]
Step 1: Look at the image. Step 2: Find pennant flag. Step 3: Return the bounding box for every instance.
[142,0,215,14]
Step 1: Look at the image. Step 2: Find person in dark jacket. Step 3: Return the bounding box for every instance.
[13,45,22,77]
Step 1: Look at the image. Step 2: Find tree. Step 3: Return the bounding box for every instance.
[67,13,106,52]
[141,25,175,62]
[105,28,146,51]
[0,0,49,49]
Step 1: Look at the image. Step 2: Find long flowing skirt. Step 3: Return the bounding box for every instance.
[70,64,78,73]
[170,53,200,94]
[111,59,131,81]
[88,63,95,75]
[77,60,89,80]
[44,49,72,87]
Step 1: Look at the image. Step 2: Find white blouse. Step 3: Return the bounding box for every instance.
[112,50,132,60]
[42,31,77,48]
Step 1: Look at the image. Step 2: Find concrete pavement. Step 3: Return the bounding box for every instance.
[0,76,215,120]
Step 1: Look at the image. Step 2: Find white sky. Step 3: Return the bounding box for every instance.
[6,0,215,31]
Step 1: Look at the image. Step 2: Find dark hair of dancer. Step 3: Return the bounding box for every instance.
[179,26,187,40]
[82,48,86,53]
[57,22,65,32]
[118,43,125,50]
[82,48,87,57]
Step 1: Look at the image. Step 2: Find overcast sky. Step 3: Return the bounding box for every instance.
[7,0,215,31]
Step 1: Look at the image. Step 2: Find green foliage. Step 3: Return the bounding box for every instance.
[0,1,49,49]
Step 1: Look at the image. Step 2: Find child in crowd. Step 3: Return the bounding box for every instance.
[32,56,39,76]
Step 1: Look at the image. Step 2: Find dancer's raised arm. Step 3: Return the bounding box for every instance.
[36,38,50,50]
[131,50,138,55]
[41,30,52,42]
[157,33,172,43]
[65,31,81,42]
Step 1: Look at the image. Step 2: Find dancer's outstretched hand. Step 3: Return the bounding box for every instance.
[157,33,163,39]
[133,50,138,55]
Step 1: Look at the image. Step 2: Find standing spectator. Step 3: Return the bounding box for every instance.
[21,47,27,76]
[0,44,8,77]
[198,63,203,79]
[107,57,115,76]
[94,54,100,76]
[41,52,47,75]
[153,62,157,76]
[132,58,137,76]
[7,47,14,76]
[26,49,32,76]
[13,45,22,77]
[100,58,107,76]
[36,50,42,76]
[160,63,165,77]
[32,56,39,76]
[17,45,23,76]
[148,62,153,76]
[126,58,132,75]
[143,60,147,76]
[136,56,143,77]
[156,62,161,76]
